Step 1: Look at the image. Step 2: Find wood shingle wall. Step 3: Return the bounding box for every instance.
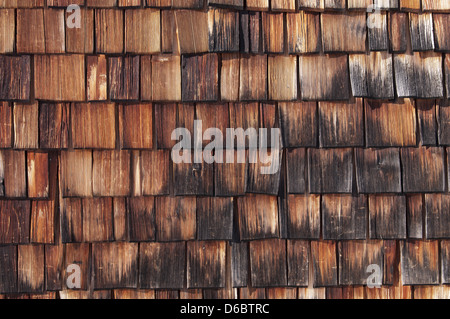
[0,0,449,299]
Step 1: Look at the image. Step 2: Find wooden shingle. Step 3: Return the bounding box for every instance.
[95,9,123,53]
[279,102,317,147]
[109,56,140,101]
[250,239,287,287]
[355,148,402,193]
[268,55,297,101]
[39,103,69,149]
[128,197,156,242]
[16,9,44,53]
[262,12,284,53]
[349,52,394,99]
[156,196,196,241]
[0,9,14,53]
[125,9,160,54]
[64,243,90,290]
[369,195,407,239]
[182,54,219,102]
[434,14,450,51]
[197,197,233,240]
[71,103,116,149]
[119,104,153,149]
[322,195,367,240]
[299,55,350,100]
[13,102,38,149]
[365,99,416,147]
[389,12,408,52]
[87,55,107,101]
[0,246,17,293]
[140,242,186,289]
[395,52,444,98]
[30,201,54,244]
[0,150,27,198]
[319,99,364,147]
[93,151,130,197]
[231,242,248,287]
[0,56,30,100]
[34,55,85,101]
[93,243,138,289]
[286,148,306,194]
[221,53,240,101]
[287,240,309,287]
[60,150,93,198]
[401,147,445,193]
[27,152,49,199]
[187,241,226,289]
[208,9,239,52]
[149,55,181,101]
[368,11,389,51]
[409,13,435,51]
[239,55,267,101]
[82,197,114,242]
[287,195,320,239]
[238,194,278,241]
[308,148,353,193]
[0,102,11,148]
[66,8,94,53]
[425,194,450,238]
[339,240,383,285]
[0,200,30,244]
[311,241,338,287]
[321,13,366,52]
[247,149,282,195]
[18,245,44,293]
[401,240,439,285]
[172,156,214,196]
[61,198,82,243]
[174,10,209,54]
[439,100,450,145]
[417,99,437,146]
[406,194,423,239]
[286,12,320,54]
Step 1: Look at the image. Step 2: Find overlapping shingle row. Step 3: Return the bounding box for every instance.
[0,0,449,299]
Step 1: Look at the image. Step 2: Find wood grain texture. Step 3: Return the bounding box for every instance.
[308,148,353,193]
[30,201,54,244]
[406,194,423,239]
[299,55,350,100]
[319,99,364,147]
[64,243,90,290]
[174,10,209,54]
[409,13,435,51]
[249,239,287,287]
[93,242,138,289]
[401,147,445,193]
[61,198,82,243]
[311,241,337,287]
[66,8,93,53]
[339,240,383,285]
[27,152,49,199]
[286,148,306,194]
[0,55,30,100]
[365,99,416,147]
[349,52,395,99]
[368,11,388,51]
[401,240,439,285]
[279,102,317,147]
[0,9,14,53]
[82,197,114,242]
[247,149,282,195]
[425,194,450,238]
[140,242,186,289]
[87,55,107,101]
[238,194,279,241]
[128,197,156,242]
[125,9,160,53]
[18,245,44,293]
[71,103,116,149]
[0,102,11,149]
[417,99,437,145]
[287,195,320,239]
[95,9,123,53]
[208,8,239,52]
[197,197,233,240]
[187,241,226,288]
[39,103,69,149]
[221,53,240,101]
[182,53,219,101]
[394,52,443,98]
[231,242,248,287]
[268,55,297,101]
[389,12,408,52]
[0,246,17,293]
[239,55,267,101]
[355,148,402,193]
[322,195,367,240]
[156,196,196,241]
[13,102,38,149]
[439,100,450,145]
[369,195,407,239]
[93,151,130,197]
[138,150,170,196]
[287,240,309,286]
[60,150,93,197]
[150,55,181,101]
[286,12,320,53]
[172,155,214,196]
[321,13,366,52]
[34,55,85,101]
[45,244,63,291]
[1,150,26,198]
[0,200,30,244]
[262,12,284,53]
[109,56,140,101]
[119,104,153,149]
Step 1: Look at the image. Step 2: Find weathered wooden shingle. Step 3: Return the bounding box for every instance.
[321,13,366,52]
[249,239,287,287]
[262,12,284,53]
[355,148,402,193]
[0,56,30,100]
[311,241,338,287]
[401,147,445,193]
[60,150,93,197]
[109,56,140,101]
[174,10,209,54]
[239,55,267,101]
[369,195,407,239]
[268,56,297,101]
[0,200,30,244]
[279,102,317,148]
[287,240,309,287]
[308,148,353,193]
[95,9,123,53]
[349,52,394,99]
[339,240,383,285]
[286,148,306,194]
[128,197,156,242]
[299,55,350,100]
[182,54,219,102]
[319,99,364,147]
[0,245,17,293]
[1,150,27,198]
[322,195,367,240]
[287,195,320,239]
[39,103,69,149]
[286,12,320,54]
[82,197,114,242]
[140,242,186,289]
[401,240,439,285]
[18,245,44,293]
[93,151,130,197]
[13,102,38,149]
[417,99,437,146]
[238,195,279,241]
[365,99,417,147]
[125,9,160,54]
[156,196,196,241]
[208,8,239,52]
[197,197,233,240]
[425,194,450,239]
[187,241,226,288]
[409,13,435,51]
[406,194,424,239]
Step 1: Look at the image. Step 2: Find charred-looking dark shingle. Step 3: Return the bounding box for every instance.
[401,240,439,285]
